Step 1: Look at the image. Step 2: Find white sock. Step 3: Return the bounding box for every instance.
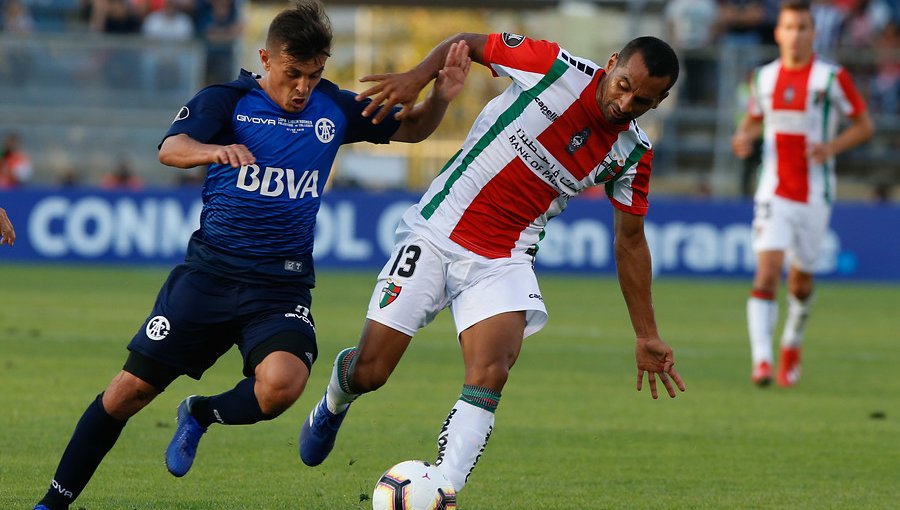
[781,294,813,349]
[435,396,497,492]
[747,296,778,365]
[325,347,360,414]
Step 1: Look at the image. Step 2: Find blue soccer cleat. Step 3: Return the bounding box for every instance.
[165,396,207,477]
[34,505,52,510]
[299,393,348,466]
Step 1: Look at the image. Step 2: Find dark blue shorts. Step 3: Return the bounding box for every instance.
[127,264,317,381]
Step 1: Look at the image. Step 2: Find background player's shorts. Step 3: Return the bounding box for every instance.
[127,265,317,380]
[366,228,548,340]
[751,196,832,272]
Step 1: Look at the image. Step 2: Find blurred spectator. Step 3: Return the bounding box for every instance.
[665,0,719,105]
[142,0,195,90]
[142,0,193,39]
[872,181,893,202]
[716,0,779,95]
[132,0,172,18]
[90,0,142,88]
[90,0,142,33]
[0,132,33,188]
[1,0,35,84]
[716,0,779,46]
[871,20,900,115]
[2,0,35,33]
[840,0,892,48]
[196,0,243,85]
[57,166,82,188]
[101,157,144,190]
[811,0,846,57]
[667,0,719,48]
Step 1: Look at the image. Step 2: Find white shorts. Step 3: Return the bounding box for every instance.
[365,228,548,340]
[751,196,831,272]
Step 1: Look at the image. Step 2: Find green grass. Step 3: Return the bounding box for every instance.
[1,264,898,509]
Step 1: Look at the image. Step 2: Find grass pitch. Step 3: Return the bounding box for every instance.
[1,264,898,509]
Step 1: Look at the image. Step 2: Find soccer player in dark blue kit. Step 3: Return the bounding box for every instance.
[33,1,472,508]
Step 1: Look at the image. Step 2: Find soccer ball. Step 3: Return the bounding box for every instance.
[372,460,457,510]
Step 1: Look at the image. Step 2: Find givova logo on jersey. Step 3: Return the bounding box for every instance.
[236,164,320,199]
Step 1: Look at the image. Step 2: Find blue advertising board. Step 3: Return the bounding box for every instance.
[1,188,898,281]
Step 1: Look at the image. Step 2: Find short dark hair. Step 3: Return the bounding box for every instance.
[617,36,680,91]
[780,0,812,13]
[267,0,333,61]
[780,0,814,25]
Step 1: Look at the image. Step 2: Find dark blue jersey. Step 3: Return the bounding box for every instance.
[163,69,401,285]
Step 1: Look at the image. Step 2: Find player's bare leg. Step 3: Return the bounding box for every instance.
[435,311,525,491]
[747,250,784,386]
[300,320,411,466]
[778,265,814,387]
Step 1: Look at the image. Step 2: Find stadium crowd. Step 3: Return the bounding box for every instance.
[665,0,899,112]
[0,0,897,196]
[0,0,244,85]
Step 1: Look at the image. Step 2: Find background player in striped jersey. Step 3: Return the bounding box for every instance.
[300,33,686,492]
[33,1,471,509]
[731,0,874,388]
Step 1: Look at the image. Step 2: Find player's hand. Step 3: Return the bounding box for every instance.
[356,66,434,125]
[807,142,832,165]
[211,144,255,168]
[635,336,685,399]
[356,71,428,124]
[0,208,15,247]
[731,132,754,159]
[433,41,472,104]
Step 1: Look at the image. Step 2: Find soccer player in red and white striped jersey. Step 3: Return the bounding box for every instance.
[300,33,686,492]
[732,0,874,388]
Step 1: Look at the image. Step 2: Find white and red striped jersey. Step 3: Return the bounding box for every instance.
[404,33,655,259]
[747,56,867,205]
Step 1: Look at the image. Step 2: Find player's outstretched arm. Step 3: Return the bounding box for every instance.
[391,41,472,142]
[159,133,256,169]
[0,207,15,247]
[613,208,685,399]
[359,33,488,125]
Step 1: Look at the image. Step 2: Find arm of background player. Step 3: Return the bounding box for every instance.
[390,41,472,142]
[158,133,256,169]
[808,109,875,165]
[731,115,763,160]
[360,33,489,125]
[0,207,15,247]
[613,208,685,399]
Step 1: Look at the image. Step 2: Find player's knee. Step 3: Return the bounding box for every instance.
[256,375,305,416]
[465,363,510,391]
[102,371,160,420]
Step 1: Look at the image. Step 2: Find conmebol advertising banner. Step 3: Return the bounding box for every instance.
[0,189,897,280]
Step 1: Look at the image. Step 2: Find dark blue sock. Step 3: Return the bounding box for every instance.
[190,377,271,427]
[38,393,126,510]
